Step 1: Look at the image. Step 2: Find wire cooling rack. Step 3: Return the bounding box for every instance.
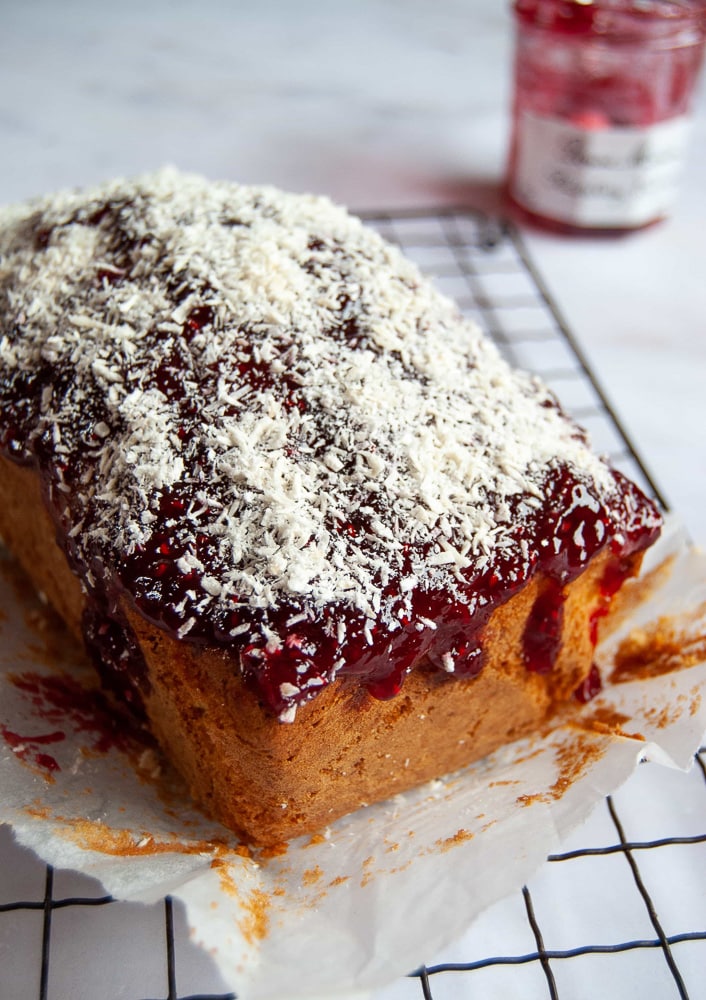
[1,208,704,1000]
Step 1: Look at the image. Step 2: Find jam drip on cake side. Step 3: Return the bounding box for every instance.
[0,173,662,720]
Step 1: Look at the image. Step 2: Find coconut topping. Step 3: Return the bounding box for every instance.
[0,169,661,719]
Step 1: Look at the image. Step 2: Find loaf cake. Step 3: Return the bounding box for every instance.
[0,169,661,844]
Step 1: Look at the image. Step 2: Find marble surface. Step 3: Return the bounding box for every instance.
[2,0,704,543]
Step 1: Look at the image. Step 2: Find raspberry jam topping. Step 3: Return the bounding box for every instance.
[0,171,662,720]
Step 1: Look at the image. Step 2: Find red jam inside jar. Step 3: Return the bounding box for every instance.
[507,0,706,234]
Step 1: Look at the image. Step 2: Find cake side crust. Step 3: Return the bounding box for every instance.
[128,553,615,844]
[0,455,85,640]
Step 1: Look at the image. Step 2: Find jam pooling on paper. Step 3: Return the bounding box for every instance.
[0,724,63,774]
[0,173,662,719]
[0,670,154,775]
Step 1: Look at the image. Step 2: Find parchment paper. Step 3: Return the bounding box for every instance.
[1,515,705,1000]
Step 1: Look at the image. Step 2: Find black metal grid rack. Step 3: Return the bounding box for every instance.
[1,208,704,1000]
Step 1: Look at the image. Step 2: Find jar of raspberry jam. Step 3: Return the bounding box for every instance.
[507,0,706,234]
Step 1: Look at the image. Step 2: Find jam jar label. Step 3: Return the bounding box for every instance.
[511,111,691,228]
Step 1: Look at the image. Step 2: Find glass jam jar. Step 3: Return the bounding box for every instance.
[507,0,706,234]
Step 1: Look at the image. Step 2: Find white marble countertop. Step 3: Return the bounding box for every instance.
[1,4,705,999]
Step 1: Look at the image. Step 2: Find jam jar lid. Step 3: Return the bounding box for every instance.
[514,0,706,44]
